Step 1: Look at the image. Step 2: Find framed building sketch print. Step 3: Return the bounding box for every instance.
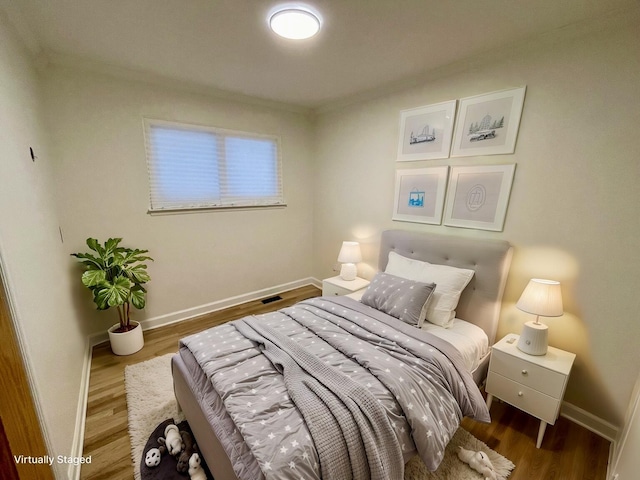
[393,167,449,224]
[443,164,516,231]
[451,86,526,157]
[397,100,457,161]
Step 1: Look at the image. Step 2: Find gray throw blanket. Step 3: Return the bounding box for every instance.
[181,296,490,480]
[235,316,404,480]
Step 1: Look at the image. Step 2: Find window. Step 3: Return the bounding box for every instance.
[143,119,284,212]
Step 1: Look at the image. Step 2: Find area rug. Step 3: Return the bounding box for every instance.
[125,353,514,480]
[125,353,185,480]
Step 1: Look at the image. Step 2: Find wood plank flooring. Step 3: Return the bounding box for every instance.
[462,398,611,480]
[81,285,611,480]
[81,285,321,480]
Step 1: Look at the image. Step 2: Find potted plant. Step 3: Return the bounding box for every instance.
[72,238,153,355]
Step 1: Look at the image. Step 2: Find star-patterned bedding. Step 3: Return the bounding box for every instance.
[179,296,490,480]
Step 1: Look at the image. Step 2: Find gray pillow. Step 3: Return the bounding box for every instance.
[361,272,436,326]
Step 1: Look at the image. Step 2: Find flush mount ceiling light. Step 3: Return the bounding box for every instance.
[269,7,321,40]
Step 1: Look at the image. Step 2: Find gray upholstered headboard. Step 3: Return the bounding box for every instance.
[379,230,512,345]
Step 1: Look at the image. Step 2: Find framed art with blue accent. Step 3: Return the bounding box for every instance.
[392,167,449,224]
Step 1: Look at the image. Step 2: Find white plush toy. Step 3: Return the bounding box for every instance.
[144,447,163,468]
[188,452,207,480]
[457,446,498,480]
[159,424,184,456]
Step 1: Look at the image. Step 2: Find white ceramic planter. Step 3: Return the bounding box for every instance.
[107,321,144,356]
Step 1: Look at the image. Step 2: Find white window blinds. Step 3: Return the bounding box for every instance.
[144,119,284,212]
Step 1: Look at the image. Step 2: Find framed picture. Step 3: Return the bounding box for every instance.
[397,100,457,161]
[443,164,516,231]
[451,87,526,157]
[392,167,449,224]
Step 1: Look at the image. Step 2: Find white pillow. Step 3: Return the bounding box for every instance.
[385,251,474,328]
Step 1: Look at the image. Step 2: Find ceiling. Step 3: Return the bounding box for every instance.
[5,0,637,110]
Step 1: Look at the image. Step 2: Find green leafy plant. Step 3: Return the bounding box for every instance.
[71,238,153,333]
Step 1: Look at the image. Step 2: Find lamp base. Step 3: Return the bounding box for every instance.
[517,321,548,356]
[339,263,357,281]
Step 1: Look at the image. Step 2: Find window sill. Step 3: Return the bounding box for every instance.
[147,204,287,216]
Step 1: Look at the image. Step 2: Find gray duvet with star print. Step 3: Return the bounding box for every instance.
[180,296,490,479]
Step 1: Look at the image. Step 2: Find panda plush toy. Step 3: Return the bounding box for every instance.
[144,445,166,468]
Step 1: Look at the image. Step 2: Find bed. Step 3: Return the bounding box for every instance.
[172,230,512,480]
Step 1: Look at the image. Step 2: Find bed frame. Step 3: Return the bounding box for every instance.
[172,229,512,480]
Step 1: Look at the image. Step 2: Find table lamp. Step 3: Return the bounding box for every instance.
[337,241,362,281]
[516,278,563,355]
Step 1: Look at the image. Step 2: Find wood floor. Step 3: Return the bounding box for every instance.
[462,400,611,480]
[81,285,611,480]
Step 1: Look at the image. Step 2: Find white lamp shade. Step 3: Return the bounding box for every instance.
[337,241,362,264]
[516,279,563,317]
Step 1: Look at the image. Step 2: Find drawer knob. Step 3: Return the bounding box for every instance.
[521,369,528,375]
[518,391,524,397]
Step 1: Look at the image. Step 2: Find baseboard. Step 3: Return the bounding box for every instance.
[67,337,93,480]
[140,277,321,331]
[561,401,619,442]
[89,277,322,347]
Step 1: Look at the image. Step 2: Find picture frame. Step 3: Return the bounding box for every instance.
[397,100,457,161]
[392,166,449,224]
[451,86,526,157]
[443,164,516,231]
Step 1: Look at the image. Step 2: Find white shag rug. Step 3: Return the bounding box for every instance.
[125,353,185,480]
[125,353,514,480]
[404,428,514,480]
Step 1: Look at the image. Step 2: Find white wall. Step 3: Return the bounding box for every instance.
[313,12,640,427]
[42,66,316,335]
[0,12,87,478]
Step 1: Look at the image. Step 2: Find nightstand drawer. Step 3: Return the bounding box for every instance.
[490,349,566,398]
[322,282,347,296]
[322,276,370,297]
[486,372,561,424]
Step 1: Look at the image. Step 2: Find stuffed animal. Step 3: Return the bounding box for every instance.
[457,446,497,480]
[158,424,184,457]
[188,452,207,480]
[144,445,165,468]
[176,430,198,473]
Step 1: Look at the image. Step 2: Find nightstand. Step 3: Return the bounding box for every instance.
[485,334,575,448]
[322,276,370,296]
